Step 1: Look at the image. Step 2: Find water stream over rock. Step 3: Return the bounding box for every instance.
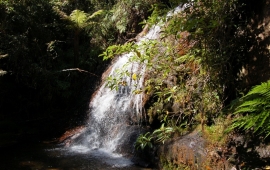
[65,24,161,163]
[60,5,188,168]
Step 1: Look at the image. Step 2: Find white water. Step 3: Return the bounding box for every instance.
[66,4,187,167]
[71,24,160,149]
[63,26,160,167]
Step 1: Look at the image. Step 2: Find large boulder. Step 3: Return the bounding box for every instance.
[157,131,234,170]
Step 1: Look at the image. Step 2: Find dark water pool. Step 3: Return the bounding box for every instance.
[0,143,151,170]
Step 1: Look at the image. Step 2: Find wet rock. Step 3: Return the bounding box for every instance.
[131,156,151,168]
[157,131,235,169]
[158,132,207,169]
[57,126,86,146]
[115,125,150,155]
[256,144,270,158]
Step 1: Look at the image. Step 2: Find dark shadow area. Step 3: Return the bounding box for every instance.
[238,0,270,89]
[227,133,270,169]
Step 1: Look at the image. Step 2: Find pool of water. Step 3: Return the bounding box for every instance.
[0,142,151,170]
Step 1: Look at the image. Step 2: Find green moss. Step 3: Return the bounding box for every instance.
[204,117,229,146]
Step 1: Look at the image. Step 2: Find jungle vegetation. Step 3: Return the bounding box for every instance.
[0,0,269,168]
[100,0,270,168]
[0,0,159,139]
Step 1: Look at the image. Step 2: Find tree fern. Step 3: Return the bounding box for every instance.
[69,9,88,29]
[229,80,270,137]
[70,9,104,30]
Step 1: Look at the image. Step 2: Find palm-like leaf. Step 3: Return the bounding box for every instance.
[230,80,270,137]
[69,9,88,29]
[54,8,104,30]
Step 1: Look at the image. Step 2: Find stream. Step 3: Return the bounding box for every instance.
[0,143,150,170]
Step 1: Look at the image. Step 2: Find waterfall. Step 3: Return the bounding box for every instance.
[65,4,187,166]
[68,25,161,153]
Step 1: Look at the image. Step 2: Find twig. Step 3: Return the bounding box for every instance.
[61,68,99,77]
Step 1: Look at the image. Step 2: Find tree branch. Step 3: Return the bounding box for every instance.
[61,68,99,77]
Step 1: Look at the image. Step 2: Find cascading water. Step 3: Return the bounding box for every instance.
[53,25,163,168]
[68,25,161,153]
[63,4,188,167]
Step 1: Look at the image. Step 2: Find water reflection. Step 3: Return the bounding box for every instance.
[0,143,149,170]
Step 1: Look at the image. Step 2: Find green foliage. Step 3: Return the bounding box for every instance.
[53,7,104,31]
[146,0,249,139]
[110,0,155,34]
[135,132,153,150]
[101,0,246,147]
[0,0,107,131]
[228,80,270,137]
[165,0,247,97]
[135,123,174,150]
[144,40,222,130]
[70,9,104,29]
[69,9,88,29]
[53,7,104,67]
[99,42,135,60]
[101,3,225,144]
[0,0,252,151]
[145,4,166,26]
[153,123,174,144]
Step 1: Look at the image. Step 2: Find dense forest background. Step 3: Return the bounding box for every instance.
[0,1,270,168]
[0,0,160,141]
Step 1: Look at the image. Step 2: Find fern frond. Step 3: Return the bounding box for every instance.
[53,6,69,20]
[245,81,270,97]
[88,10,104,20]
[256,111,270,132]
[233,107,257,114]
[229,80,270,138]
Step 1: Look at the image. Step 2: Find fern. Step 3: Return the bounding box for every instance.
[229,80,270,137]
[69,9,88,28]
